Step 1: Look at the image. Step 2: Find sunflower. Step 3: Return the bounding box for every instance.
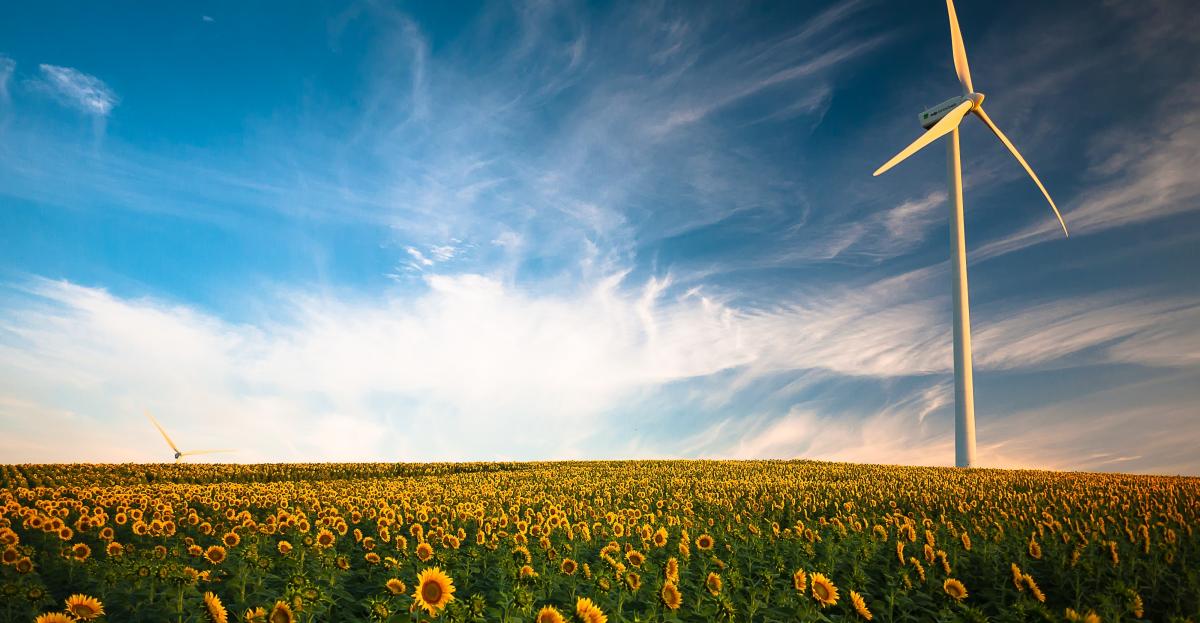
[695,534,714,551]
[413,567,456,616]
[625,549,645,567]
[1010,563,1024,591]
[277,541,292,555]
[2,547,19,564]
[943,578,968,601]
[626,571,641,591]
[316,529,335,549]
[34,614,75,623]
[652,527,668,547]
[576,597,608,623]
[205,545,227,565]
[268,601,294,623]
[536,605,565,623]
[1021,574,1045,603]
[243,607,267,623]
[560,557,578,575]
[793,569,807,592]
[1028,539,1042,559]
[416,542,434,562]
[520,564,538,578]
[850,591,873,620]
[661,582,682,610]
[664,557,680,583]
[65,594,105,620]
[15,557,34,574]
[365,552,381,564]
[223,532,241,548]
[204,592,229,623]
[706,572,722,596]
[386,578,406,595]
[70,543,91,562]
[105,542,123,557]
[810,573,839,607]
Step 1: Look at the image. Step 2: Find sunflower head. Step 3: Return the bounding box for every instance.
[695,534,714,551]
[560,557,577,575]
[536,605,565,623]
[416,542,434,562]
[792,569,807,592]
[850,590,873,620]
[205,545,227,565]
[706,572,722,596]
[268,601,294,623]
[243,606,267,623]
[810,573,839,607]
[386,578,406,595]
[34,614,76,623]
[575,597,607,623]
[943,578,968,601]
[661,582,682,610]
[413,567,456,616]
[65,594,105,620]
[204,591,229,623]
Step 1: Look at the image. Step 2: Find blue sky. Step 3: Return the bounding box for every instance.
[2,0,1198,472]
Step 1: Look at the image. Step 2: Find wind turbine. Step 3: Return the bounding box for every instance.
[873,0,1068,467]
[144,410,233,462]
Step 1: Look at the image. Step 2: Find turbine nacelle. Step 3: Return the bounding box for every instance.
[919,93,984,129]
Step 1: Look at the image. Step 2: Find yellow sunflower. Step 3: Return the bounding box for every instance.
[316,529,335,549]
[386,578,406,595]
[536,605,565,623]
[661,582,682,610]
[810,573,839,607]
[413,567,456,616]
[793,569,807,592]
[520,564,538,578]
[850,591,873,620]
[277,541,292,555]
[34,614,75,623]
[575,597,608,623]
[205,545,227,565]
[695,534,714,551]
[65,594,105,620]
[204,591,229,623]
[268,600,294,623]
[243,606,267,623]
[706,572,722,596]
[70,543,91,562]
[625,550,645,567]
[223,532,241,548]
[943,578,968,601]
[560,557,578,575]
[416,542,434,562]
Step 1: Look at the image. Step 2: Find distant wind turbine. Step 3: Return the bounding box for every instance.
[873,0,1069,467]
[145,410,233,462]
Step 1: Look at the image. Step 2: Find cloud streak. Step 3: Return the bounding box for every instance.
[31,64,119,116]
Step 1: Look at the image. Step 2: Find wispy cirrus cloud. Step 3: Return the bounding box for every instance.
[0,55,15,100]
[30,64,118,116]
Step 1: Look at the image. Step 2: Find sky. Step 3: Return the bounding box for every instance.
[1,0,1198,473]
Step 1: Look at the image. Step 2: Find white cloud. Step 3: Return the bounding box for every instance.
[0,56,14,99]
[33,64,119,116]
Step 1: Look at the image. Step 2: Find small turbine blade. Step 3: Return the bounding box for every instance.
[946,0,974,94]
[874,100,972,176]
[144,410,181,454]
[972,107,1069,236]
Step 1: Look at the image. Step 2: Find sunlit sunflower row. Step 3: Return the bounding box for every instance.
[1,461,1197,622]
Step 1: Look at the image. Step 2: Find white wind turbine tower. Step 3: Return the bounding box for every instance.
[145,410,234,462]
[873,0,1069,467]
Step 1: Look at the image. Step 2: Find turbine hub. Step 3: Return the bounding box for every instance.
[968,92,985,109]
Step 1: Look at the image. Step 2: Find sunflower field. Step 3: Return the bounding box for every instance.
[0,461,1196,622]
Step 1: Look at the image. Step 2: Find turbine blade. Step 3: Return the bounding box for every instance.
[179,450,235,456]
[144,410,181,454]
[946,0,974,94]
[874,100,972,176]
[973,107,1069,236]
